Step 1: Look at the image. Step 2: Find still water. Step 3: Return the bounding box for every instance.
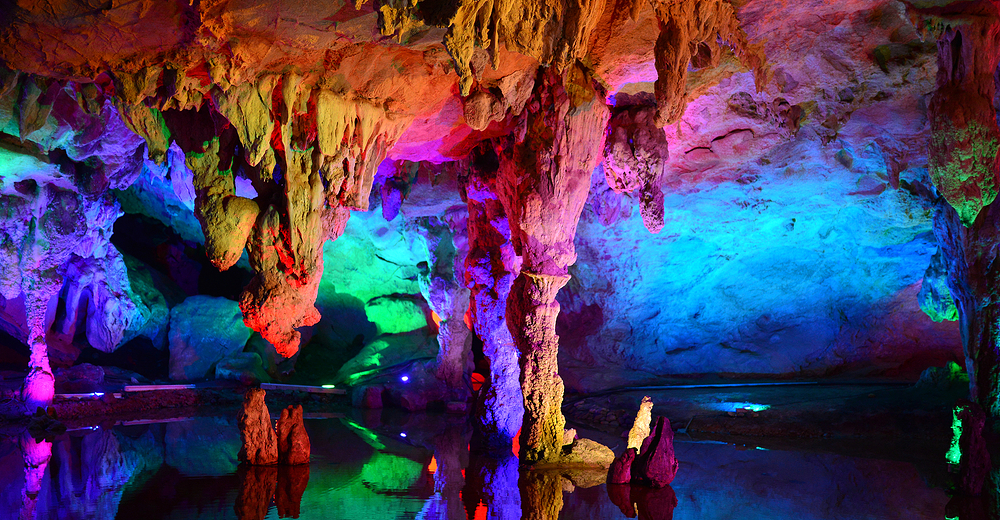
[0,411,949,519]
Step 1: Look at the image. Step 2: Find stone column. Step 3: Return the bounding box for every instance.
[926,5,1000,416]
[464,146,524,450]
[494,66,610,464]
[22,272,62,412]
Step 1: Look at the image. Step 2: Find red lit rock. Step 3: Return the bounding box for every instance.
[238,388,278,466]
[276,405,311,465]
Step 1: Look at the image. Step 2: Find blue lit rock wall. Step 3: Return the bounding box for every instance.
[558,81,962,386]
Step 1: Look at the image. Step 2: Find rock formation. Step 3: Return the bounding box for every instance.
[276,405,311,465]
[627,396,654,451]
[925,1,1000,416]
[608,447,637,485]
[237,388,278,466]
[633,416,679,488]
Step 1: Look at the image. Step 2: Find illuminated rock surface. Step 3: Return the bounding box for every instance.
[0,0,995,501]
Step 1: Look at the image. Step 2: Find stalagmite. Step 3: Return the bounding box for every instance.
[627,396,655,450]
[464,144,524,450]
[238,388,278,465]
[22,275,61,411]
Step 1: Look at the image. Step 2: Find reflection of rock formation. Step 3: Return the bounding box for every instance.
[276,465,310,518]
[463,451,521,520]
[606,483,678,520]
[234,465,276,520]
[18,433,50,520]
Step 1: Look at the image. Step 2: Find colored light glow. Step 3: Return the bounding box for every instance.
[401,375,409,382]
[322,384,336,389]
[704,402,771,413]
[430,310,441,328]
[427,455,437,474]
[946,405,964,465]
[400,432,407,438]
[471,372,485,392]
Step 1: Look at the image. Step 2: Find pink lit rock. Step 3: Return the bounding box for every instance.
[634,417,679,488]
[608,447,637,484]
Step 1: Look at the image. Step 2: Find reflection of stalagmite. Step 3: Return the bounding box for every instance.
[19,433,52,520]
[463,451,521,520]
[235,465,277,520]
[521,471,566,520]
[276,465,310,518]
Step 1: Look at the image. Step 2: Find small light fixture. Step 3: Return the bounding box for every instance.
[400,432,407,438]
[400,375,409,383]
[321,384,336,389]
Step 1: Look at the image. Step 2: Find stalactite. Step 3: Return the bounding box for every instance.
[603,106,669,233]
[649,0,768,126]
[124,72,413,357]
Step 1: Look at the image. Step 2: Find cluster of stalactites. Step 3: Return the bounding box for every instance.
[111,66,411,356]
[367,0,609,96]
[603,106,669,233]
[651,0,769,126]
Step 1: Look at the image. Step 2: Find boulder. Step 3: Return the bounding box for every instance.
[216,352,271,385]
[364,295,429,335]
[54,363,104,394]
[168,295,253,381]
[353,386,384,409]
[560,438,615,468]
[634,417,679,488]
[608,447,637,484]
[276,405,310,465]
[238,388,278,465]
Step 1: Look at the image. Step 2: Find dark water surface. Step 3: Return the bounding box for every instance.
[0,411,949,519]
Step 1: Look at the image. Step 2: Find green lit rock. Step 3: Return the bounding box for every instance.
[928,120,1000,227]
[918,248,958,322]
[364,295,429,335]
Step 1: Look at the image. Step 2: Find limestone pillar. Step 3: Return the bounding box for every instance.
[926,5,1000,416]
[494,66,610,464]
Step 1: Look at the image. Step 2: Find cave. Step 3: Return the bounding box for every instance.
[0,0,996,518]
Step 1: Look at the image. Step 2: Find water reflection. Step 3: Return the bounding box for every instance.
[0,411,971,519]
